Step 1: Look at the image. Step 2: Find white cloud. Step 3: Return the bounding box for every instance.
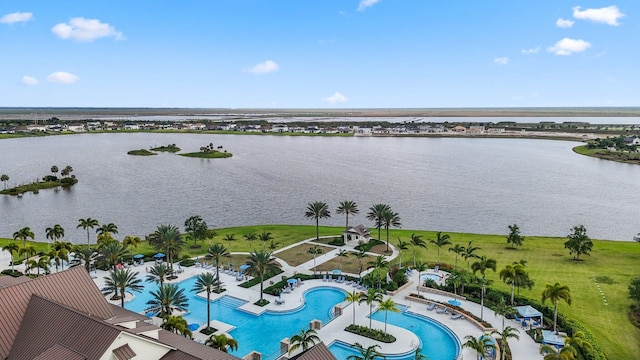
[556,18,574,28]
[521,47,540,55]
[547,38,591,56]
[247,60,279,74]
[493,57,509,65]
[0,12,33,25]
[572,6,625,26]
[51,17,124,42]
[21,75,38,86]
[47,71,79,84]
[324,92,348,104]
[358,0,381,12]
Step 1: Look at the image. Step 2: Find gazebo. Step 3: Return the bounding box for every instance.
[515,305,543,324]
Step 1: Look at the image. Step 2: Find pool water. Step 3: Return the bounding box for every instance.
[420,273,443,284]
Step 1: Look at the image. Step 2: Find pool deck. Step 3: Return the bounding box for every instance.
[3,238,543,359]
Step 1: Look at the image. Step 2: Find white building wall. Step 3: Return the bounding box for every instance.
[99,332,174,360]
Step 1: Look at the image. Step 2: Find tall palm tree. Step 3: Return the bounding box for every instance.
[359,287,384,329]
[430,232,451,265]
[0,174,9,189]
[45,224,65,245]
[102,268,143,307]
[336,200,359,230]
[378,298,401,333]
[208,243,229,285]
[472,255,498,320]
[492,326,520,360]
[19,245,37,260]
[101,241,128,269]
[396,238,408,268]
[348,343,384,360]
[13,226,34,253]
[36,256,50,275]
[161,315,192,339]
[410,233,426,267]
[146,263,170,288]
[304,201,331,241]
[506,224,525,249]
[493,296,516,331]
[149,224,184,271]
[337,249,349,270]
[258,230,272,250]
[463,335,496,360]
[366,203,390,243]
[206,334,238,353]
[2,243,20,272]
[539,344,577,360]
[243,232,257,250]
[146,283,189,319]
[345,290,364,325]
[97,222,119,237]
[499,263,526,305]
[352,248,367,279]
[414,261,428,295]
[192,272,219,330]
[542,282,572,333]
[77,218,99,247]
[246,250,281,302]
[307,246,323,275]
[123,235,141,263]
[73,245,98,272]
[379,208,401,252]
[288,329,320,354]
[448,243,466,269]
[48,248,69,272]
[368,255,390,288]
[50,165,59,178]
[462,241,481,270]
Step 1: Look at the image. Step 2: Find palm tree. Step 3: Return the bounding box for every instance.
[50,165,59,178]
[463,335,496,360]
[184,215,208,247]
[448,243,465,269]
[379,208,401,252]
[506,224,525,249]
[336,200,359,230]
[396,238,408,267]
[564,331,592,355]
[97,222,119,237]
[61,165,73,177]
[146,263,170,288]
[207,243,229,285]
[462,241,481,270]
[352,248,367,279]
[472,255,498,320]
[412,348,429,360]
[24,258,37,275]
[288,328,320,354]
[77,218,99,247]
[492,326,520,360]
[146,283,189,319]
[123,235,141,263]
[246,250,281,302]
[192,272,219,331]
[307,246,323,275]
[2,242,20,271]
[0,174,8,189]
[223,233,235,251]
[337,249,349,270]
[206,334,238,353]
[347,343,384,360]
[345,290,364,325]
[539,344,577,360]
[367,203,390,243]
[359,287,384,329]
[162,315,193,339]
[19,245,37,261]
[13,226,34,254]
[542,282,572,333]
[102,268,143,307]
[149,224,184,271]
[430,232,451,265]
[258,230,272,250]
[36,256,50,275]
[493,296,516,330]
[45,224,65,245]
[410,233,426,267]
[414,261,428,296]
[368,255,390,288]
[304,201,331,241]
[101,241,127,269]
[378,298,401,333]
[243,232,257,250]
[499,263,526,305]
[48,248,69,272]
[73,245,98,272]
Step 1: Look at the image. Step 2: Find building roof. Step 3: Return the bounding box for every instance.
[344,224,370,237]
[288,343,337,360]
[113,344,137,360]
[31,343,87,360]
[0,275,32,288]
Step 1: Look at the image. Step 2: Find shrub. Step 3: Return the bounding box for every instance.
[1,269,23,277]
[328,237,345,246]
[239,269,284,289]
[42,175,58,182]
[345,324,396,343]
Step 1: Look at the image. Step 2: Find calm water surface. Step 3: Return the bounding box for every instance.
[1,133,638,242]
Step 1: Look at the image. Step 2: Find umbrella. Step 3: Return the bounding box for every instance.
[188,323,200,331]
[133,254,144,259]
[448,299,462,307]
[153,253,165,259]
[287,279,298,284]
[239,264,250,270]
[332,269,341,275]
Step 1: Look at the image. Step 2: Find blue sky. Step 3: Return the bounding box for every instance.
[1,1,638,108]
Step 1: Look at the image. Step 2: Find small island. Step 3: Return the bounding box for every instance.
[573,135,640,165]
[179,143,232,159]
[127,149,157,156]
[0,165,78,196]
[151,144,181,152]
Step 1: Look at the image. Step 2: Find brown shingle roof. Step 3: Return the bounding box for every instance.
[288,342,336,360]
[0,266,115,359]
[32,343,87,360]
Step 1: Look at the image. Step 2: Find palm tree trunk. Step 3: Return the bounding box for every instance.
[553,303,558,333]
[510,284,515,305]
[316,218,319,240]
[207,292,211,329]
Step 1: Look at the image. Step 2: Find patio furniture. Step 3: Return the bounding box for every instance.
[427,303,436,311]
[451,313,462,320]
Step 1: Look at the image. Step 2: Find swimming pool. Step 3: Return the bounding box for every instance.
[124,277,346,359]
[420,272,443,284]
[328,306,460,360]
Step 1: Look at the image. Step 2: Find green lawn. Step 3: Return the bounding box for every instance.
[2,225,639,358]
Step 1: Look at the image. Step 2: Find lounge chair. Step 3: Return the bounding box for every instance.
[533,319,541,327]
[436,307,448,314]
[451,313,462,320]
[328,275,333,282]
[322,274,327,282]
[514,314,521,322]
[275,298,285,305]
[427,303,436,311]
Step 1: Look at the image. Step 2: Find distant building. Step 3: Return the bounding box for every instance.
[343,224,371,243]
[67,123,86,132]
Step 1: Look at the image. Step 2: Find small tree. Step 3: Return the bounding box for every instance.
[506,224,525,249]
[564,225,593,260]
[629,277,640,304]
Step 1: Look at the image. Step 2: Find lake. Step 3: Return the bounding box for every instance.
[0,133,638,242]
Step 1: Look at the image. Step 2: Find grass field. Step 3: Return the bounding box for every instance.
[2,225,639,358]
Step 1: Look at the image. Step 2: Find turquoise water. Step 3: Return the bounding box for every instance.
[328,306,460,360]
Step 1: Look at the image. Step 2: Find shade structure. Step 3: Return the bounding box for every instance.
[133,254,144,259]
[287,278,298,284]
[153,253,165,259]
[188,323,200,331]
[448,299,462,307]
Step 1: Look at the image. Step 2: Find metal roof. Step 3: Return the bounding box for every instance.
[288,342,337,360]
